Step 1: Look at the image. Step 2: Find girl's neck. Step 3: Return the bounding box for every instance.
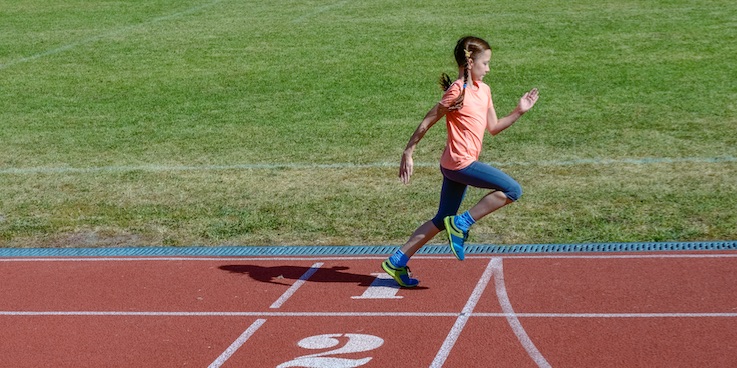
[458,68,479,89]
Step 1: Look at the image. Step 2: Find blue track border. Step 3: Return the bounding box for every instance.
[1,241,736,257]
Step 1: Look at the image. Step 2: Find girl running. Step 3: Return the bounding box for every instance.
[382,36,539,287]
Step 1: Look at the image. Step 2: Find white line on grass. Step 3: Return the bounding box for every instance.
[492,258,552,368]
[1,156,736,175]
[269,262,323,309]
[208,318,266,368]
[0,162,398,175]
[430,258,497,368]
[0,0,225,70]
[291,0,350,23]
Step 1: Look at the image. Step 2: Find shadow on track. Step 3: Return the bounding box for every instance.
[219,264,428,290]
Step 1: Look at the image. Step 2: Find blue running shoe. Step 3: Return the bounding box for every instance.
[381,259,419,288]
[444,216,468,260]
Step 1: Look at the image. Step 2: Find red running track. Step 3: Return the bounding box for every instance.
[1,251,736,367]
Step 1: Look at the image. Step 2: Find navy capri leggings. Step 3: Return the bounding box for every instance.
[431,161,522,230]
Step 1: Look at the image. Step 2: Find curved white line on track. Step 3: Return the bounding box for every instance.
[491,258,552,368]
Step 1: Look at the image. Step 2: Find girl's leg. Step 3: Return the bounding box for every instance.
[468,190,513,222]
[446,161,522,222]
[399,220,441,258]
[442,162,522,258]
[395,175,467,258]
[382,174,466,287]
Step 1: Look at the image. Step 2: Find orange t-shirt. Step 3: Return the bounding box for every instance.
[439,80,493,170]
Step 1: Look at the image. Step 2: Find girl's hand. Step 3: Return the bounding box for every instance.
[399,152,414,184]
[518,88,539,113]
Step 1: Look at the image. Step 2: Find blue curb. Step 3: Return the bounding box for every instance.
[1,241,736,258]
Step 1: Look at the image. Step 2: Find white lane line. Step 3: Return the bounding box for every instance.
[208,318,266,368]
[492,258,551,368]
[484,254,737,260]
[0,0,225,70]
[269,262,323,309]
[478,312,737,318]
[0,311,458,317]
[430,258,497,368]
[0,256,390,262]
[1,310,736,318]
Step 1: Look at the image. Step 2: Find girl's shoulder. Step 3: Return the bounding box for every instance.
[441,79,464,97]
[476,81,492,98]
[477,81,491,91]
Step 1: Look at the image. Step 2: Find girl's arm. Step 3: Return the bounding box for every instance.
[399,103,448,184]
[487,88,539,136]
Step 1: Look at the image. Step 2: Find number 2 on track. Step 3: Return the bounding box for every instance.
[277,333,384,368]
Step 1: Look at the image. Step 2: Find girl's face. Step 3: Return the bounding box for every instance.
[469,49,492,81]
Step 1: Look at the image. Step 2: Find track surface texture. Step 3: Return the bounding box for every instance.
[1,242,736,367]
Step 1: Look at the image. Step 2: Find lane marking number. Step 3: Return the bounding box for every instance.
[277,333,384,368]
[351,273,403,300]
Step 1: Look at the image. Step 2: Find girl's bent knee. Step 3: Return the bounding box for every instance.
[506,183,522,202]
[431,216,446,230]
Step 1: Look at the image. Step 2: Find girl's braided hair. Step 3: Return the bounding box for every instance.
[439,36,491,110]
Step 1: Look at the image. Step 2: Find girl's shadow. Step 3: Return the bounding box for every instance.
[219,264,427,290]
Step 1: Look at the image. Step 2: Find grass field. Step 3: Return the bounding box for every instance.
[1,0,736,247]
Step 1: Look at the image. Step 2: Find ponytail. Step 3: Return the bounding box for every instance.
[439,73,453,91]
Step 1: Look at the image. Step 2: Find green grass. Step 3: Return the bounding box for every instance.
[1,0,736,247]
